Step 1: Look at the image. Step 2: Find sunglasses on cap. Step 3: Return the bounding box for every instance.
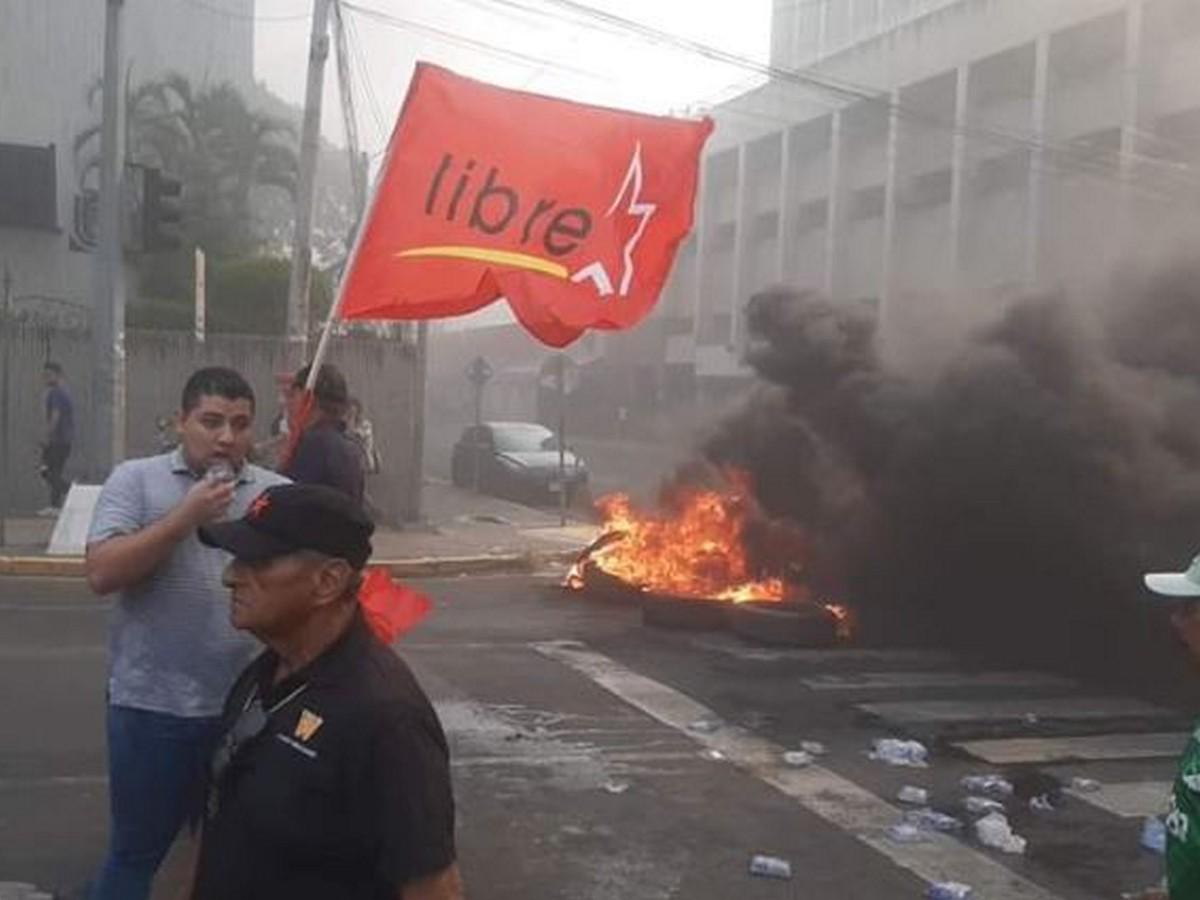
[210,682,309,786]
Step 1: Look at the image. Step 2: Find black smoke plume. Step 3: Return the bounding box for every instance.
[704,271,1200,696]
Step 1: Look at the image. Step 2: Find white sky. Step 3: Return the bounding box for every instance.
[253,0,772,156]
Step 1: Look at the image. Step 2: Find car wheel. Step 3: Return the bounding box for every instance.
[728,601,839,647]
[641,592,730,631]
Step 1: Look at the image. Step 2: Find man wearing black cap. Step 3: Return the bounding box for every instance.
[1141,554,1200,900]
[192,484,461,900]
[284,363,365,504]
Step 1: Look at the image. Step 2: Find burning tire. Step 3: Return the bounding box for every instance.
[728,601,839,647]
[576,563,644,605]
[641,592,730,631]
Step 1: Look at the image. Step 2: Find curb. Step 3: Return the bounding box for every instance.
[0,548,582,580]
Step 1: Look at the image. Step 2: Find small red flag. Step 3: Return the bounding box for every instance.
[358,567,432,644]
[338,63,713,348]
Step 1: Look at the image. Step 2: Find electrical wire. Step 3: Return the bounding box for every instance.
[453,0,1200,201]
[343,6,390,148]
[340,0,610,83]
[174,0,312,23]
[328,0,1200,208]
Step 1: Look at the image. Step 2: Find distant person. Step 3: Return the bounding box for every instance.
[347,395,381,476]
[252,377,291,470]
[39,360,74,515]
[192,484,461,900]
[283,363,365,504]
[84,367,289,900]
[1141,554,1200,900]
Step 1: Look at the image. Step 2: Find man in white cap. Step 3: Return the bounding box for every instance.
[1143,555,1200,899]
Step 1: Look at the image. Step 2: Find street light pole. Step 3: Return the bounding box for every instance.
[92,0,127,476]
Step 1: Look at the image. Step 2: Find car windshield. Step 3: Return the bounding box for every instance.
[492,425,558,453]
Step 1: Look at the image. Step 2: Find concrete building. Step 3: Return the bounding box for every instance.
[0,0,255,314]
[655,0,1200,395]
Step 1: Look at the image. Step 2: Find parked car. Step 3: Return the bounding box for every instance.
[451,421,589,505]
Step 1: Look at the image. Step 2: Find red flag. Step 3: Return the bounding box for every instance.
[358,567,432,644]
[338,63,713,348]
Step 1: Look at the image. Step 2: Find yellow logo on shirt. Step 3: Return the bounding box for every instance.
[294,709,324,742]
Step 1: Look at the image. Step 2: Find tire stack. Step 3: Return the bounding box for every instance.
[566,567,842,647]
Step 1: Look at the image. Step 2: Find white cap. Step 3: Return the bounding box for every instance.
[1144,555,1200,598]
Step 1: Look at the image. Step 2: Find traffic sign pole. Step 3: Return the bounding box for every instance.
[556,354,567,527]
[465,356,492,493]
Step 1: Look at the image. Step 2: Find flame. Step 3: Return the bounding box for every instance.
[571,470,787,604]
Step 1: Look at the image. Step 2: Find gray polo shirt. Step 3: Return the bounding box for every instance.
[88,449,290,718]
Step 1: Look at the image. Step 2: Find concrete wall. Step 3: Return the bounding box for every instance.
[2,322,420,523]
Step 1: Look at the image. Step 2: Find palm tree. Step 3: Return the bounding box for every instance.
[74,71,299,255]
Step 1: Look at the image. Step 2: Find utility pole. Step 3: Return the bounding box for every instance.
[286,0,332,366]
[92,0,127,475]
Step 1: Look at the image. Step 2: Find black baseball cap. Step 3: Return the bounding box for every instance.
[199,484,374,569]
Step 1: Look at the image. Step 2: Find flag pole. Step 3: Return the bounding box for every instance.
[284,139,394,477]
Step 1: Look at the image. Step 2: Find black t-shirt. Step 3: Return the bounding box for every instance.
[193,613,456,900]
[284,419,366,504]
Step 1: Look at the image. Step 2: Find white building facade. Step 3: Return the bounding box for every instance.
[655,0,1200,389]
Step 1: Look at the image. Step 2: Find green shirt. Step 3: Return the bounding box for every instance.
[1168,723,1200,899]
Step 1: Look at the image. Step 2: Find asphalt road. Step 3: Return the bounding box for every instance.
[0,574,1183,899]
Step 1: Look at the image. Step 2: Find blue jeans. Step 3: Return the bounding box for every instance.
[90,705,223,900]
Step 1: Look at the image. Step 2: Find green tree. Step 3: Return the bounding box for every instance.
[75,72,303,324]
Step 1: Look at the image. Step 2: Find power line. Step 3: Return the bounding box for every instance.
[332,0,1200,206]
[174,0,312,23]
[343,5,389,148]
[340,1,613,85]
[454,0,1200,201]
[331,0,367,213]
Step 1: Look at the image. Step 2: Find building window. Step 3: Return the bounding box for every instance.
[0,143,58,231]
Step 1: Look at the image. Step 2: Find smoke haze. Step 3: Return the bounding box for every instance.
[704,268,1200,696]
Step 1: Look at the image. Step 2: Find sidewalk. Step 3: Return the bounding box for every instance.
[0,480,599,578]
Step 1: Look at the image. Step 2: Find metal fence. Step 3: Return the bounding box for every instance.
[1,321,421,523]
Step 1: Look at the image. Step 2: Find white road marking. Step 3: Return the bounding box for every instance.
[804,671,1075,691]
[955,733,1189,764]
[432,694,697,792]
[1066,781,1172,818]
[452,750,700,769]
[858,697,1175,725]
[690,636,957,666]
[534,639,1065,900]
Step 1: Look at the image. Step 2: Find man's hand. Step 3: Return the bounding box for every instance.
[400,864,463,900]
[177,477,236,529]
[86,474,234,596]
